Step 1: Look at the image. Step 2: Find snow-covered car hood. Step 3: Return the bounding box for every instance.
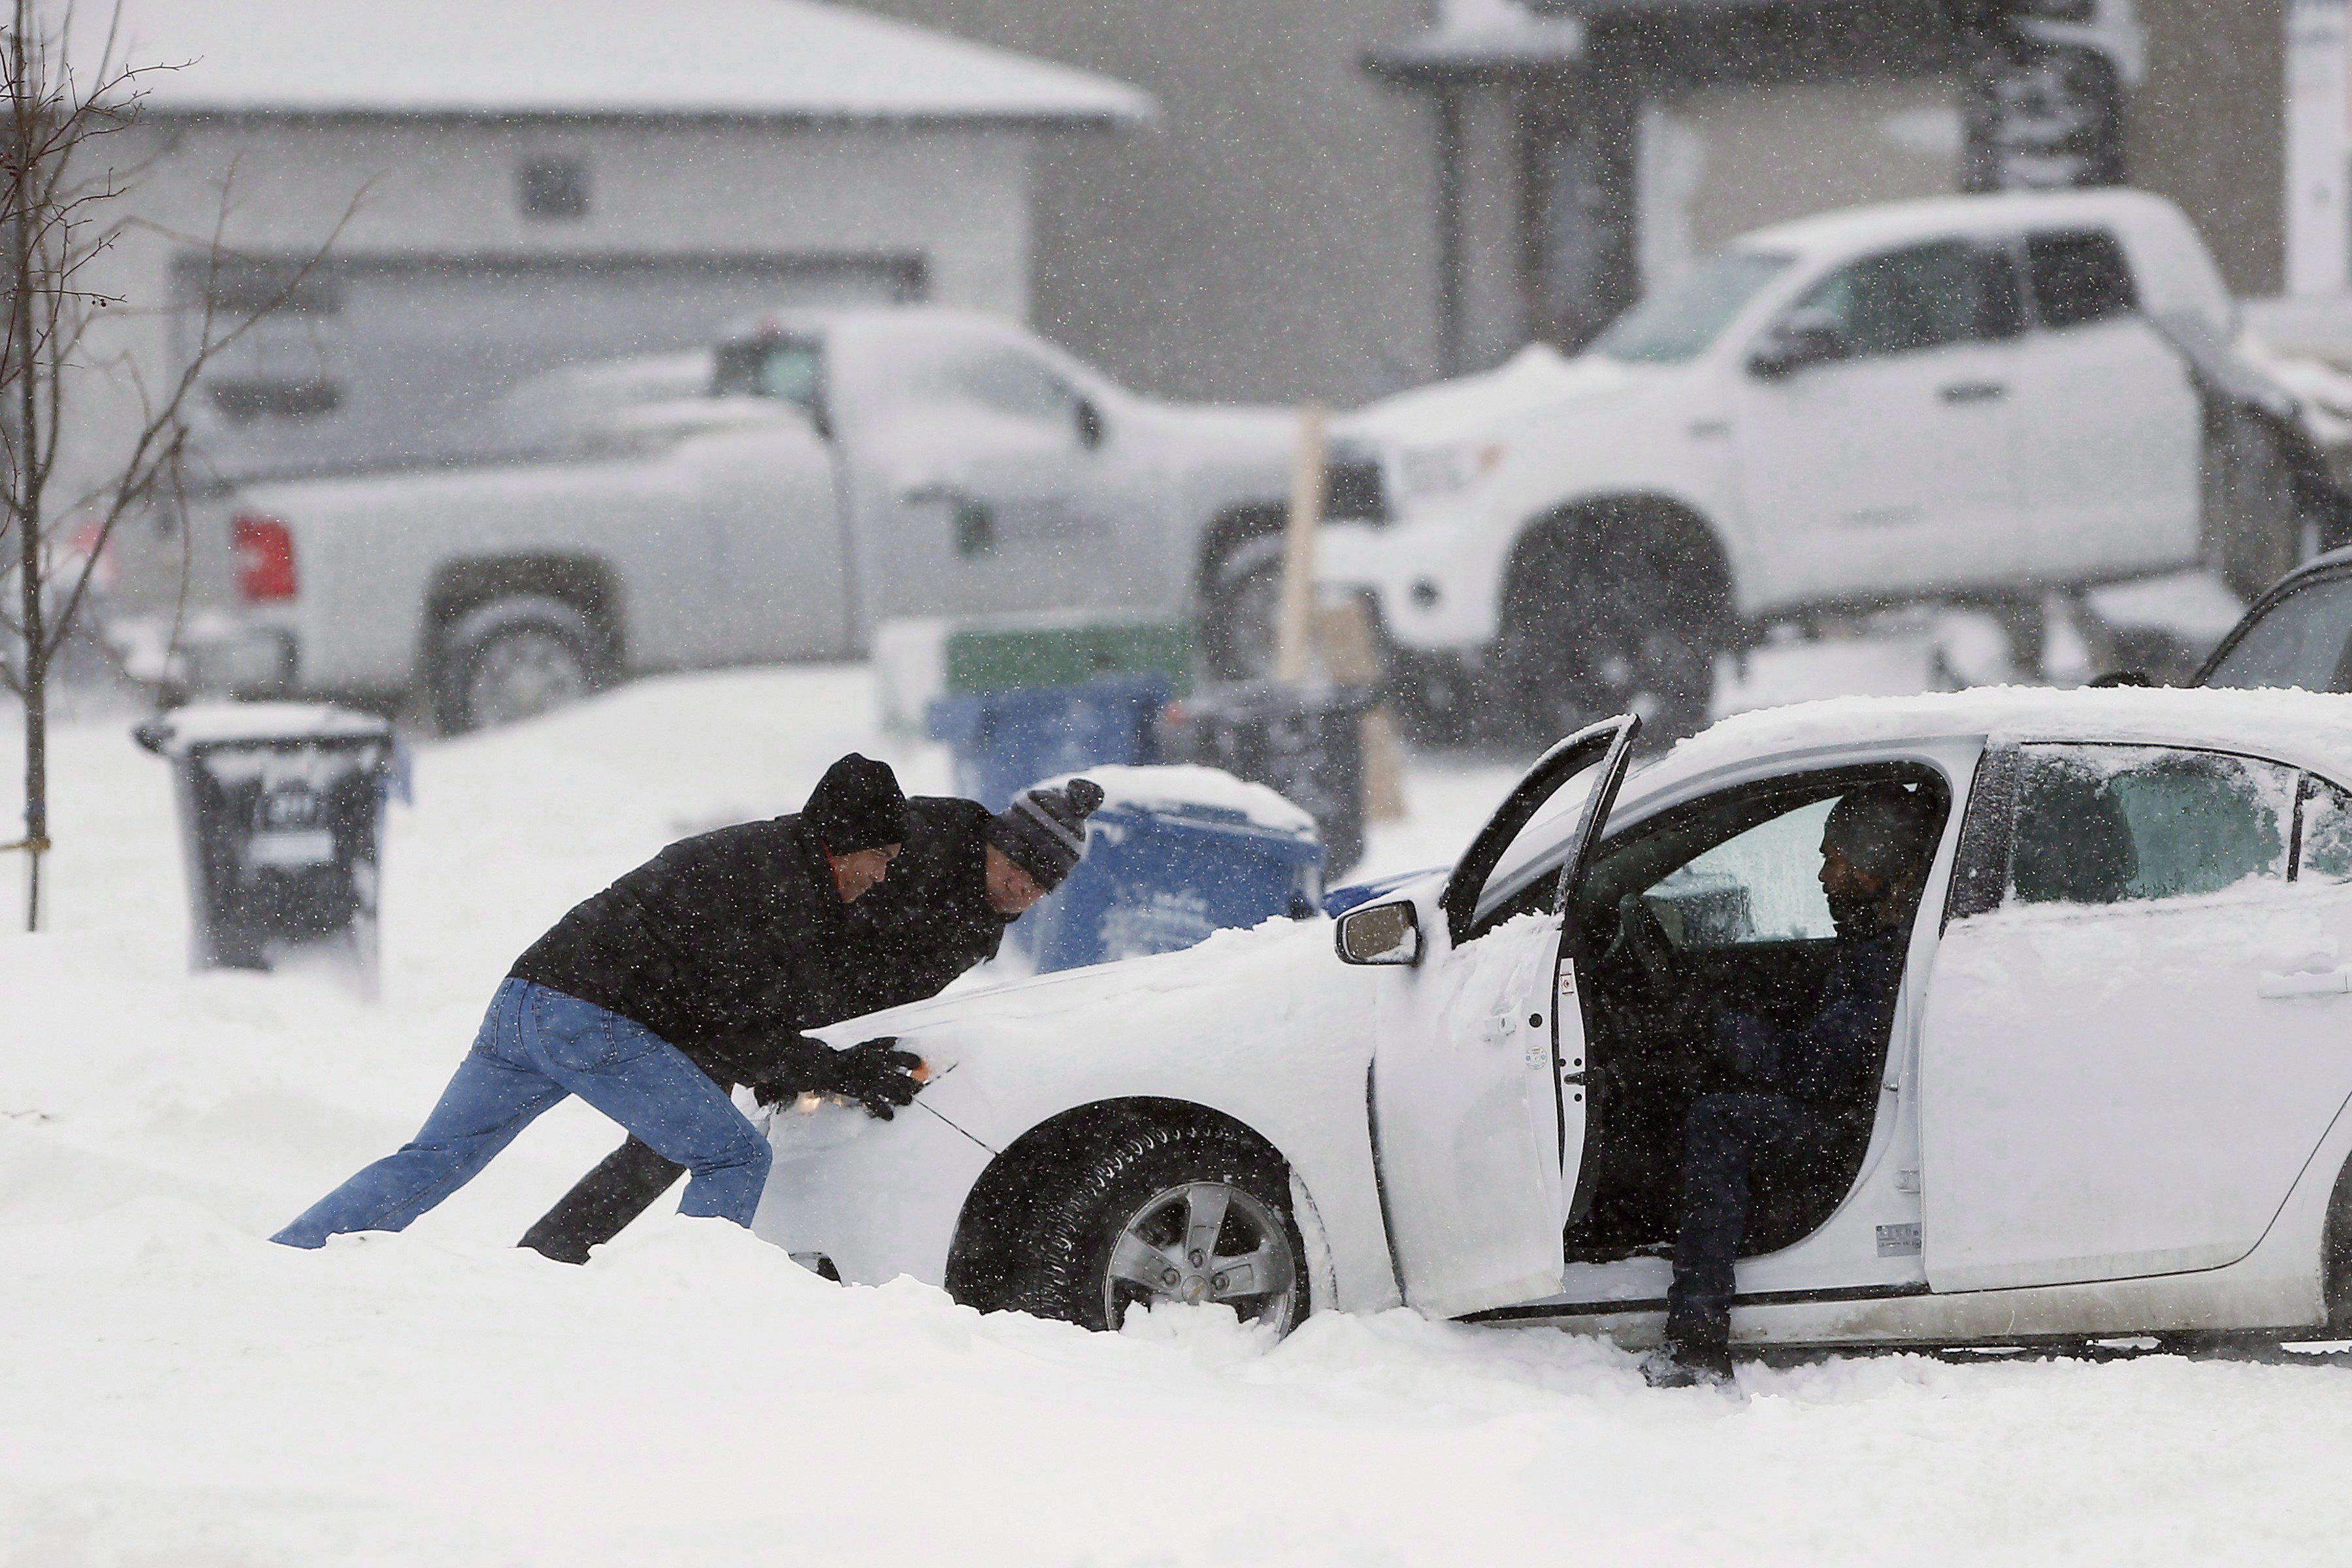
[1337,346,1640,446]
[806,914,1369,1149]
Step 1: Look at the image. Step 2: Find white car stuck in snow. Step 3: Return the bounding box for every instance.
[758,687,2352,1352]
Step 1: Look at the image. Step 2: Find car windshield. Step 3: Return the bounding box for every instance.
[2204,572,2352,693]
[1589,252,1795,366]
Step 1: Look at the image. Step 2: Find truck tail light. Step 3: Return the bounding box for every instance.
[233,514,296,602]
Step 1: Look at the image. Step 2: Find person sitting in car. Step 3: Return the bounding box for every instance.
[1644,783,1940,1389]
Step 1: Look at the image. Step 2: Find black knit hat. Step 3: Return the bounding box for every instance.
[988,777,1105,890]
[804,753,911,854]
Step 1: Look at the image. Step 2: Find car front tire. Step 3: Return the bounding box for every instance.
[994,1113,1309,1337]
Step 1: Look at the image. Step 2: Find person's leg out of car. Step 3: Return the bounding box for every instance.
[1657,1090,1831,1384]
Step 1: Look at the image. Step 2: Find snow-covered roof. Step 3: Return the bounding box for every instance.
[1652,686,2352,795]
[1367,0,1587,80]
[1735,189,2181,262]
[50,0,1154,124]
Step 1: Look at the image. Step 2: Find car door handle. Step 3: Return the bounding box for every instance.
[2259,968,2352,998]
[1939,382,2008,404]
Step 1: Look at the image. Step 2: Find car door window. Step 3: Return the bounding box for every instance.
[2203,575,2352,694]
[2007,744,2295,907]
[1784,240,2018,359]
[2296,774,2352,883]
[2025,229,2138,330]
[1644,796,1838,948]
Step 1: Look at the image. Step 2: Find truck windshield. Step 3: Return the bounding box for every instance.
[2202,573,2352,693]
[712,336,826,424]
[1590,252,1793,366]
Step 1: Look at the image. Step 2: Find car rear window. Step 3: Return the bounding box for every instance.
[2006,745,2294,907]
[2202,574,2352,694]
[2026,229,2138,329]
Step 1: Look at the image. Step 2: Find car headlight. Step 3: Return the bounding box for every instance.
[1396,440,1507,503]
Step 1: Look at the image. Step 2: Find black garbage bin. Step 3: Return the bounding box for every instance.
[1158,682,1373,877]
[135,702,400,984]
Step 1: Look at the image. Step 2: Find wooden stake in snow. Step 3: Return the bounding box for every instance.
[1273,404,1326,683]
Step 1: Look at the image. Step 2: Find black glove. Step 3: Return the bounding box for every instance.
[769,1036,924,1120]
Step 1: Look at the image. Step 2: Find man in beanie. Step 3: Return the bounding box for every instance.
[1644,781,1942,1388]
[272,754,924,1251]
[516,777,1108,1263]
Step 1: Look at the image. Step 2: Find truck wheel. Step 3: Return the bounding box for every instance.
[1498,534,1722,747]
[1200,534,1287,680]
[435,594,600,735]
[992,1114,1307,1337]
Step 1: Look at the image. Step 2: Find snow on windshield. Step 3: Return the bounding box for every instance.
[1589,251,1793,365]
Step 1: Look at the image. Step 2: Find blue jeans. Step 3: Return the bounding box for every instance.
[272,979,772,1249]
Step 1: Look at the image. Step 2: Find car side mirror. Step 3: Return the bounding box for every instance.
[1335,900,1421,966]
[1750,310,1847,381]
[1076,397,1105,451]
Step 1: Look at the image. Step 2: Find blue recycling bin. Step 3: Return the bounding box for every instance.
[925,674,1170,812]
[1014,793,1324,974]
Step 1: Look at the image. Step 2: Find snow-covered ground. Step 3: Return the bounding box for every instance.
[7,661,2352,1565]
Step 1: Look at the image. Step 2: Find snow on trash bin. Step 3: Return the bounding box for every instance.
[1006,764,1324,975]
[133,702,402,990]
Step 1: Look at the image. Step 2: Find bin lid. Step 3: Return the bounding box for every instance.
[1043,763,1317,841]
[134,700,393,757]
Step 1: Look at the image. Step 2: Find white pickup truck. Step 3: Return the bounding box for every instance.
[191,308,1299,730]
[1301,189,2344,741]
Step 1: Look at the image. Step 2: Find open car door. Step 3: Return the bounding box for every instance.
[1365,716,1639,1318]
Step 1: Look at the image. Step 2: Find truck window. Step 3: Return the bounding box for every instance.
[1590,251,1793,366]
[941,349,1080,425]
[2025,230,2138,329]
[1784,241,2014,359]
[712,336,826,423]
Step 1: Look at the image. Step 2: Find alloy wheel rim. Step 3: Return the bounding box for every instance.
[469,631,589,727]
[1101,1180,1299,1333]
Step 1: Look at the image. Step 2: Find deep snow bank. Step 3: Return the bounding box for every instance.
[7,666,2352,1565]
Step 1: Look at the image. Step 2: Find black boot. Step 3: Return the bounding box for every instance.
[1641,1337,1735,1389]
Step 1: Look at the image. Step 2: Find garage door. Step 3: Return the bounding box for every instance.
[174,252,922,478]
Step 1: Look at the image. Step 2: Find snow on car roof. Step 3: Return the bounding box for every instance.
[52,0,1155,123]
[1653,685,2352,791]
[1733,189,2185,261]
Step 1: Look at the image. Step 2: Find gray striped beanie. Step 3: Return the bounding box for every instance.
[988,777,1105,890]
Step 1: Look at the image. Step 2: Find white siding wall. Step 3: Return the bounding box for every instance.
[65,115,1034,518]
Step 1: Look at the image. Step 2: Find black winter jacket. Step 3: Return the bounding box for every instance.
[508,813,855,1081]
[834,796,1016,1021]
[1714,925,1906,1109]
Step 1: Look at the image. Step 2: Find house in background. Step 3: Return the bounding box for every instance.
[58,0,1150,489]
[1371,0,2289,372]
[853,0,2295,397]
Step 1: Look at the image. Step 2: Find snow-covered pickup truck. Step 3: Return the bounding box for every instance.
[195,308,1298,731]
[1302,189,2345,742]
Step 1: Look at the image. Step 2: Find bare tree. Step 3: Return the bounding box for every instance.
[0,0,348,930]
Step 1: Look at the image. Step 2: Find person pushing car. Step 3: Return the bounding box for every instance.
[271,753,932,1250]
[515,776,1108,1264]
